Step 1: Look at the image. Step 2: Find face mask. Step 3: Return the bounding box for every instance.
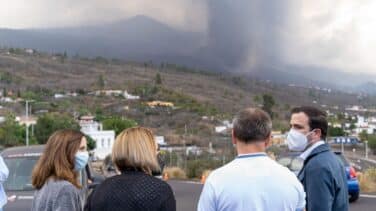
[74,151,89,171]
[286,129,314,152]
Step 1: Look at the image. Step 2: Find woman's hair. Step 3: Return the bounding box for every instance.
[32,129,85,189]
[112,127,160,175]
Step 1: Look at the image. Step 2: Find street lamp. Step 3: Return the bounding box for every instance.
[25,100,35,146]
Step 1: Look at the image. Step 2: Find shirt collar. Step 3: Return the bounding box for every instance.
[299,140,325,160]
[237,152,267,159]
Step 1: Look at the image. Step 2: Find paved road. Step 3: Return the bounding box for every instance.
[168,180,376,211]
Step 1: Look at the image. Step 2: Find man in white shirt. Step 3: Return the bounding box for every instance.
[0,154,9,211]
[198,108,306,211]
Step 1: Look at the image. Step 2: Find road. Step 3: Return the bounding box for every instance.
[168,180,376,211]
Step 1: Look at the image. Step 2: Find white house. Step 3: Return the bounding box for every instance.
[79,116,115,160]
[155,136,167,147]
[1,97,14,103]
[354,115,376,135]
[215,126,227,133]
[25,49,34,54]
[123,91,140,100]
[160,144,203,156]
[54,94,66,99]
[16,116,37,126]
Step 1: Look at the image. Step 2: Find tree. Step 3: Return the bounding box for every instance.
[144,62,148,72]
[359,130,368,142]
[97,74,105,89]
[85,135,96,151]
[253,95,261,104]
[0,113,26,147]
[61,51,67,63]
[328,126,346,137]
[262,94,275,118]
[102,117,137,136]
[349,123,356,131]
[34,113,80,144]
[367,135,376,155]
[155,73,162,85]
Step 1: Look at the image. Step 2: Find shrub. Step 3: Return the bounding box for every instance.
[358,168,376,193]
[163,167,187,179]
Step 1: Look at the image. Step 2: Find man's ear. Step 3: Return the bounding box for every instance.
[265,133,272,147]
[315,129,322,140]
[232,129,237,145]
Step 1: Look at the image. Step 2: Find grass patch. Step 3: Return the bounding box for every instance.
[163,167,187,180]
[358,168,376,193]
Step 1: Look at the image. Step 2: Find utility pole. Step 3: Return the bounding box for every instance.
[365,140,369,159]
[26,100,29,146]
[341,140,344,154]
[183,124,187,171]
[25,100,34,146]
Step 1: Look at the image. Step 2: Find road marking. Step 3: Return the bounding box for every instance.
[360,194,376,199]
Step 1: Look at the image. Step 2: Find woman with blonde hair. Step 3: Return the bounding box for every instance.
[85,127,176,211]
[31,129,89,211]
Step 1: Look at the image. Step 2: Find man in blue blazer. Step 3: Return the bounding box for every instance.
[286,106,348,211]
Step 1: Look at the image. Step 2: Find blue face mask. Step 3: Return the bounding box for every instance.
[74,151,89,171]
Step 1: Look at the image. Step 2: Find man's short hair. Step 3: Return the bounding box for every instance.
[291,106,328,139]
[233,108,272,143]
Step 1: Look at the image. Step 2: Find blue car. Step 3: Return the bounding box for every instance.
[334,152,360,202]
[277,151,360,203]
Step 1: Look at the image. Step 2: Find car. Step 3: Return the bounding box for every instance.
[276,151,360,203]
[1,145,104,211]
[334,152,360,202]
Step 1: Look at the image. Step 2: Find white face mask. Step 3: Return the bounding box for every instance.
[286,129,314,151]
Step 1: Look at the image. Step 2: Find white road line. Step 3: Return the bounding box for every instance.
[360,194,376,199]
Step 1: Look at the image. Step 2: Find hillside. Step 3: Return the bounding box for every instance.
[0,48,375,146]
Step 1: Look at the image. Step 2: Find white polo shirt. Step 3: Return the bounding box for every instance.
[198,153,306,211]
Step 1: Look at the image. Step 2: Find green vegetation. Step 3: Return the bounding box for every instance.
[157,86,218,116]
[85,135,96,151]
[262,94,276,118]
[359,130,368,141]
[97,74,105,89]
[0,113,26,147]
[0,72,14,84]
[155,73,162,85]
[186,158,222,178]
[367,135,376,155]
[328,126,346,137]
[359,168,376,192]
[134,84,218,116]
[102,117,138,136]
[34,113,80,144]
[8,48,23,55]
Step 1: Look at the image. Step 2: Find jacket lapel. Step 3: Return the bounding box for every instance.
[298,144,331,181]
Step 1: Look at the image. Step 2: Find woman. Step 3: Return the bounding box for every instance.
[85,127,176,211]
[31,129,89,211]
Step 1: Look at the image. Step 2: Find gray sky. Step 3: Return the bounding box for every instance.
[1,0,375,75]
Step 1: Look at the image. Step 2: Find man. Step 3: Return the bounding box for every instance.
[0,153,9,211]
[287,106,348,211]
[198,108,305,211]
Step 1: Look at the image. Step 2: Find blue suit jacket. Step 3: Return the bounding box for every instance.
[298,144,349,211]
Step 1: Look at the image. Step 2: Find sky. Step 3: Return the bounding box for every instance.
[1,0,375,75]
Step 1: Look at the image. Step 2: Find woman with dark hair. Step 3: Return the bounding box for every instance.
[31,129,89,211]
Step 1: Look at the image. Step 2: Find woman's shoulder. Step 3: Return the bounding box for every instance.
[99,173,172,190]
[47,179,79,194]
